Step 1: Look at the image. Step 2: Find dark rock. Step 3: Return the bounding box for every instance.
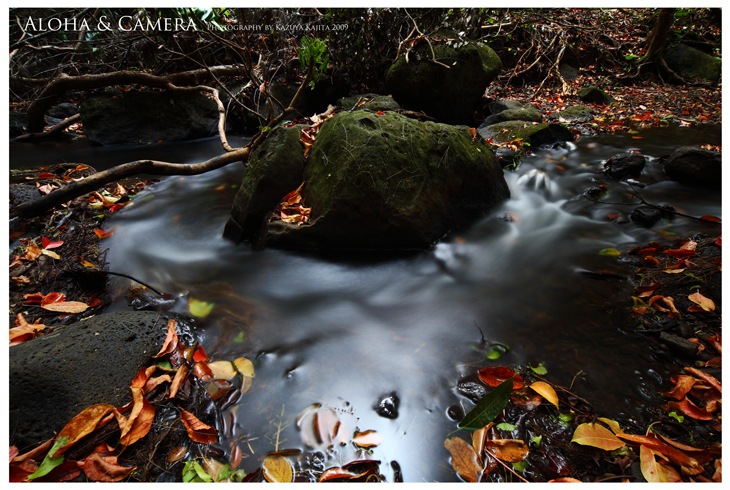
[223,124,307,244]
[658,332,699,358]
[10,111,28,136]
[478,121,573,147]
[47,102,79,119]
[373,392,399,419]
[9,311,200,451]
[577,86,615,105]
[630,206,662,227]
[482,105,542,127]
[558,105,594,122]
[9,183,41,205]
[80,90,220,145]
[488,99,527,114]
[335,93,400,112]
[446,405,464,421]
[495,147,520,168]
[457,378,487,404]
[663,146,722,189]
[558,63,580,81]
[675,323,694,339]
[386,29,501,124]
[602,153,646,180]
[263,110,510,250]
[664,43,721,83]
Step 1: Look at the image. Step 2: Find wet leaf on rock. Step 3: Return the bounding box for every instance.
[529,381,559,409]
[478,367,524,389]
[180,409,218,444]
[262,455,293,483]
[153,320,178,357]
[484,439,529,462]
[54,404,115,456]
[459,376,514,430]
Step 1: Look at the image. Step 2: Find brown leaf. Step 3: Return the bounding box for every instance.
[663,375,696,400]
[640,444,678,482]
[54,404,115,457]
[23,241,42,261]
[79,453,136,482]
[667,397,714,421]
[262,455,293,483]
[119,387,155,446]
[13,438,53,463]
[352,430,384,448]
[41,301,88,313]
[169,364,188,399]
[444,437,482,482]
[571,423,625,451]
[684,367,721,393]
[471,422,494,459]
[153,319,178,357]
[131,365,157,389]
[9,322,48,342]
[11,275,30,284]
[180,408,218,444]
[143,374,172,394]
[548,477,582,482]
[688,292,716,312]
[318,467,357,482]
[484,439,529,462]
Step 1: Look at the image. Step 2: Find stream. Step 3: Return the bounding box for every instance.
[10,124,722,481]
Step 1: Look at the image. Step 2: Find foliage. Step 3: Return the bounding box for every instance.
[297,36,329,88]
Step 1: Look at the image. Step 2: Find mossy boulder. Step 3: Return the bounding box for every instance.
[223,125,307,243]
[577,86,615,105]
[558,105,594,122]
[664,43,721,83]
[478,121,573,146]
[385,31,501,125]
[335,93,401,112]
[482,106,543,127]
[80,90,220,145]
[264,110,509,250]
[663,146,722,189]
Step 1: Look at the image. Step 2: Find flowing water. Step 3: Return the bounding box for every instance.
[10,125,721,481]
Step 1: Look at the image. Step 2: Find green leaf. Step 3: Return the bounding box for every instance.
[668,411,684,423]
[496,422,516,431]
[458,376,513,430]
[599,248,621,256]
[26,436,68,480]
[529,362,547,375]
[559,412,575,425]
[487,343,509,359]
[183,461,213,482]
[233,331,245,344]
[530,435,542,447]
[217,463,247,482]
[512,461,528,473]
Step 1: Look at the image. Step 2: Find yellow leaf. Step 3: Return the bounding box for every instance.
[263,455,293,483]
[529,381,559,409]
[41,249,61,259]
[597,417,624,435]
[206,361,237,380]
[233,357,255,378]
[662,269,686,274]
[41,301,88,314]
[189,298,214,318]
[571,423,625,451]
[640,444,670,482]
[688,292,715,312]
[80,260,97,268]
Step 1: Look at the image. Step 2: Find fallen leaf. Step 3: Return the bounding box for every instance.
[667,397,713,421]
[571,423,625,451]
[54,404,115,456]
[459,376,514,430]
[529,381,559,408]
[153,319,178,357]
[318,467,357,482]
[478,367,524,389]
[94,229,113,239]
[699,215,721,223]
[180,409,218,444]
[79,453,135,482]
[41,301,88,313]
[119,389,155,446]
[262,455,293,483]
[192,345,209,362]
[471,422,494,457]
[548,477,582,482]
[23,241,42,261]
[444,437,482,482]
[684,367,722,393]
[484,439,529,462]
[597,417,624,435]
[641,444,676,483]
[234,357,255,378]
[26,436,68,481]
[189,298,215,318]
[352,430,384,448]
[688,292,716,312]
[169,364,188,399]
[662,375,696,400]
[41,249,61,259]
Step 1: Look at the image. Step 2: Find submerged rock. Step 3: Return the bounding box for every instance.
[9,311,200,450]
[630,205,662,227]
[602,153,646,180]
[385,29,501,124]
[373,392,399,419]
[262,110,509,250]
[663,146,722,189]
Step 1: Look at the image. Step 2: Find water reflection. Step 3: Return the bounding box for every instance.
[99,126,720,481]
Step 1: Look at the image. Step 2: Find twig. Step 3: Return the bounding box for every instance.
[10,113,81,142]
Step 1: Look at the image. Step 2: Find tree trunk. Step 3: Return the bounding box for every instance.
[642,8,676,63]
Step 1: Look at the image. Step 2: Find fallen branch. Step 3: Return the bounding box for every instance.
[10,113,81,142]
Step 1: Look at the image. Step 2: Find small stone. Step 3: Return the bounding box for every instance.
[373,392,399,419]
[447,405,464,421]
[631,206,662,227]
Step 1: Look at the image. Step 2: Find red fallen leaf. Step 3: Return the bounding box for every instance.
[469,128,477,140]
[193,362,215,382]
[192,345,209,362]
[664,249,696,258]
[13,438,53,463]
[88,297,103,307]
[636,283,661,297]
[153,319,178,357]
[637,247,662,255]
[377,110,384,115]
[108,203,127,213]
[548,477,582,482]
[10,460,39,482]
[705,357,721,367]
[168,364,188,399]
[687,338,705,351]
[684,367,722,393]
[478,367,524,389]
[94,229,113,239]
[119,388,155,446]
[40,292,66,306]
[79,453,136,482]
[131,365,157,389]
[705,335,721,354]
[555,165,566,170]
[53,404,116,456]
[319,467,358,482]
[615,433,667,452]
[180,408,218,444]
[37,172,57,179]
[643,256,661,266]
[41,237,64,250]
[699,215,721,223]
[34,460,82,482]
[631,306,647,317]
[667,397,713,421]
[715,235,721,246]
[663,375,696,400]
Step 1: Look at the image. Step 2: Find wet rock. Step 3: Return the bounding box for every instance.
[482,105,542,127]
[478,121,573,147]
[335,93,400,112]
[9,311,200,451]
[659,332,699,358]
[386,29,501,125]
[664,43,721,83]
[663,146,722,189]
[630,206,662,227]
[495,147,520,168]
[557,105,594,122]
[262,110,509,250]
[577,86,615,104]
[457,378,487,404]
[446,405,464,421]
[602,153,646,180]
[223,124,307,244]
[488,99,528,114]
[373,392,399,419]
[80,90,220,145]
[10,111,28,136]
[558,63,580,81]
[9,183,42,205]
[47,102,79,119]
